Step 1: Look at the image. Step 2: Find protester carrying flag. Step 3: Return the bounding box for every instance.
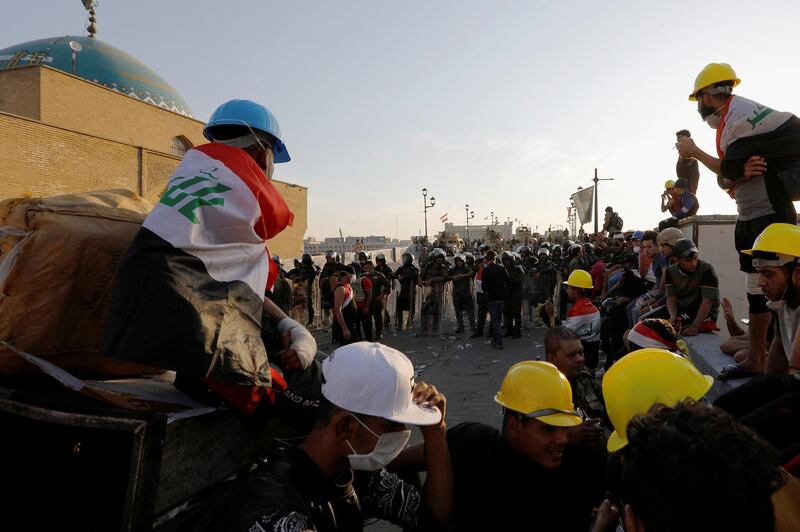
[103,99,298,415]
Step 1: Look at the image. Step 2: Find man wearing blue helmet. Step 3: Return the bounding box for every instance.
[103,99,301,415]
[203,98,292,179]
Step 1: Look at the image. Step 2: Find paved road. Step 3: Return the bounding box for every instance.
[314,316,549,531]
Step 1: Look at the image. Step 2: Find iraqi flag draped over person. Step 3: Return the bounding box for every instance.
[103,100,294,414]
[565,297,601,343]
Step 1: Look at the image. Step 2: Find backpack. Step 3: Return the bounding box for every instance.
[612,213,624,230]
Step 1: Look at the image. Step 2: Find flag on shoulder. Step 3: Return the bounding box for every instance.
[565,296,601,343]
[102,143,294,414]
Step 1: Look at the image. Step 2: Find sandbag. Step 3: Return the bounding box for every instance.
[0,189,158,376]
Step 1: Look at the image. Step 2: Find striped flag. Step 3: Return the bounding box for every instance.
[565,297,601,342]
[440,212,448,223]
[103,143,294,414]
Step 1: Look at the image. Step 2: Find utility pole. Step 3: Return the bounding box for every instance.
[593,168,614,234]
[465,204,474,242]
[422,188,436,241]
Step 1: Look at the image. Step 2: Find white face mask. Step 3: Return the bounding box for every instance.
[346,415,411,471]
[705,113,722,129]
[633,246,641,254]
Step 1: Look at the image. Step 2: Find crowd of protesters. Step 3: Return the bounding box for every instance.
[101,63,800,531]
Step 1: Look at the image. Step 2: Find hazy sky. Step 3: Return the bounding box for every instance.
[6,1,800,239]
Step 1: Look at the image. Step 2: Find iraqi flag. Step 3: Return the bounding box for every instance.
[565,297,601,343]
[103,143,294,414]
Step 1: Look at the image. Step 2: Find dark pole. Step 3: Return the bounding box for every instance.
[422,188,429,240]
[593,168,599,234]
[465,204,470,242]
[592,168,614,234]
[424,198,428,240]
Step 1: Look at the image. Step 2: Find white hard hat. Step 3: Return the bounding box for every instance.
[322,342,441,425]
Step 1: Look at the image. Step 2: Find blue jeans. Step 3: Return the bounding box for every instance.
[488,301,504,346]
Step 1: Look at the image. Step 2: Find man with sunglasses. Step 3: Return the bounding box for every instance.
[677,63,800,379]
[198,342,454,531]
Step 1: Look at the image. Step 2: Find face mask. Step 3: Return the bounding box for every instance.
[633,246,641,254]
[346,415,411,471]
[698,100,725,130]
[705,113,722,129]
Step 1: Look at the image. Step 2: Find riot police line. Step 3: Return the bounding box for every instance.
[273,244,578,342]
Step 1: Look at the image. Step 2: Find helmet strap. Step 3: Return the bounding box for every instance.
[783,258,800,304]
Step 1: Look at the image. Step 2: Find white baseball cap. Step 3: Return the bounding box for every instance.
[321,342,441,426]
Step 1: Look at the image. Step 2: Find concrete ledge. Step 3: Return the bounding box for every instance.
[684,333,752,402]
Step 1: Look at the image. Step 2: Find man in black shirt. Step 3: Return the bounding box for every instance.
[482,250,509,349]
[200,342,453,531]
[414,361,584,530]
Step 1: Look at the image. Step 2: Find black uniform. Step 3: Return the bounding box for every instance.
[449,263,475,332]
[375,261,394,329]
[394,262,419,329]
[365,270,390,340]
[420,260,449,335]
[503,263,525,338]
[319,260,338,312]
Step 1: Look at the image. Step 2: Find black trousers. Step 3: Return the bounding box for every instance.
[355,309,373,341]
[370,301,384,338]
[453,295,475,331]
[503,298,522,335]
[715,374,800,458]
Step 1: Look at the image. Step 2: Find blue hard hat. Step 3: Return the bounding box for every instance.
[632,230,644,240]
[204,99,290,163]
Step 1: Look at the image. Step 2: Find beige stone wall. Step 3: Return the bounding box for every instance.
[143,151,181,203]
[268,181,308,258]
[0,67,41,120]
[0,112,139,198]
[0,67,307,258]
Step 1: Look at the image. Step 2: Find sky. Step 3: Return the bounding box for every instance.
[5,1,800,240]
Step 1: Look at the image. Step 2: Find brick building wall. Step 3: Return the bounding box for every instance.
[0,65,307,257]
[0,67,41,120]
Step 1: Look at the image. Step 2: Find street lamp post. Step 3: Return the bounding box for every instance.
[422,188,436,241]
[592,168,614,234]
[465,204,475,242]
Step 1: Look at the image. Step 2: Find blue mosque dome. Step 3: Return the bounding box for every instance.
[0,35,193,117]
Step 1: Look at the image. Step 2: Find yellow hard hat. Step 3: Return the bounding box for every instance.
[602,348,713,452]
[563,269,593,290]
[664,179,675,190]
[688,63,740,101]
[494,361,582,427]
[741,223,800,259]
